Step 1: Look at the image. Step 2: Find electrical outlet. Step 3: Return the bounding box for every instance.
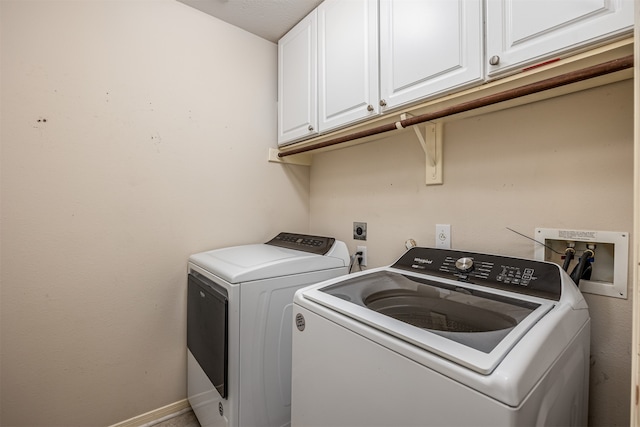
[435,224,451,249]
[353,222,367,240]
[356,245,367,267]
[534,228,629,299]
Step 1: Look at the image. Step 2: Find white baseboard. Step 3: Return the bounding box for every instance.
[109,399,192,427]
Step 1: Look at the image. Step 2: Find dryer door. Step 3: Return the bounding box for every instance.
[188,272,228,398]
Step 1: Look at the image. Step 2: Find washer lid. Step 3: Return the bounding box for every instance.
[302,269,554,374]
[189,243,347,283]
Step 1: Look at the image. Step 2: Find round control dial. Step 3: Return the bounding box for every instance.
[455,257,474,272]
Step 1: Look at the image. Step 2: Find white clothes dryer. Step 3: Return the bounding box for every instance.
[187,232,349,427]
[291,247,590,427]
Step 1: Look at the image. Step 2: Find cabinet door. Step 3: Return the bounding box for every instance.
[379,0,483,111]
[278,10,318,146]
[486,0,634,78]
[318,0,379,133]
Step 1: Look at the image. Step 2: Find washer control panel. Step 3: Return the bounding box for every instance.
[266,232,336,255]
[393,247,562,300]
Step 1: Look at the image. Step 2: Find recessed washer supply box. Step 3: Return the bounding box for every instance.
[534,228,629,299]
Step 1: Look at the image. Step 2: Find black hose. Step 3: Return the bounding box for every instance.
[570,249,594,287]
[562,247,575,272]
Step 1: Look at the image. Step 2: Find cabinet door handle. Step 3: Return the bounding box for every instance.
[379,99,387,107]
[489,55,500,66]
[308,125,314,131]
[367,104,374,112]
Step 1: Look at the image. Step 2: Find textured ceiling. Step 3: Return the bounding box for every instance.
[177,0,324,43]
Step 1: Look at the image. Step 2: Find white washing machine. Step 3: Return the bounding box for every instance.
[187,232,350,427]
[292,247,590,426]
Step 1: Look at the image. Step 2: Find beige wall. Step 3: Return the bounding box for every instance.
[310,80,634,426]
[0,1,309,425]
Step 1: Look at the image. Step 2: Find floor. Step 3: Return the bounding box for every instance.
[154,410,200,427]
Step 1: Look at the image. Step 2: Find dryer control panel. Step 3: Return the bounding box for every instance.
[266,232,336,255]
[393,247,562,300]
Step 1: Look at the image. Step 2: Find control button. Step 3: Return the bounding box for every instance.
[455,257,474,272]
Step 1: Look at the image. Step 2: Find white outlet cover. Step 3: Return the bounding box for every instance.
[435,224,451,249]
[534,228,629,299]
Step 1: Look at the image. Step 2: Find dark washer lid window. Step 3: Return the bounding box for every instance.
[320,271,539,353]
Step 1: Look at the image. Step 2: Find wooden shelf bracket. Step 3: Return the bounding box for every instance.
[401,113,443,185]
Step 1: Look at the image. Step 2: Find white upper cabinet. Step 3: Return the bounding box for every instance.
[379,0,484,111]
[278,10,318,146]
[278,0,632,146]
[318,0,379,133]
[486,0,634,77]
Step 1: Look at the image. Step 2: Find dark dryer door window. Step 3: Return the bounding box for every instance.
[188,272,228,398]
